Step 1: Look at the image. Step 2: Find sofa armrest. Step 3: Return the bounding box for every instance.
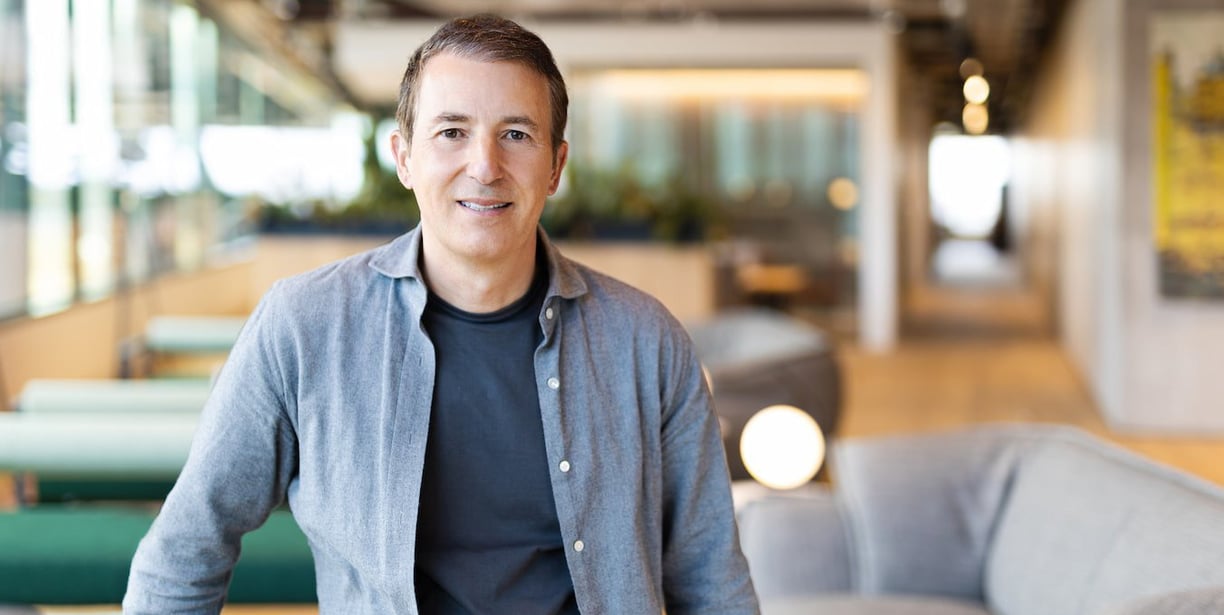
[736,486,854,600]
[1092,586,1224,615]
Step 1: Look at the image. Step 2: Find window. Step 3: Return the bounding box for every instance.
[1,0,357,320]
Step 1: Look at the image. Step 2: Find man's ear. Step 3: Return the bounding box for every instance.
[547,141,569,195]
[390,130,412,189]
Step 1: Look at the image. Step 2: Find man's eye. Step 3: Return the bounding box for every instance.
[506,130,528,141]
[441,128,462,139]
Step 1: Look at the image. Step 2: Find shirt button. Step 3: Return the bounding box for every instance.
[559,460,571,473]
[547,377,560,390]
[573,540,585,552]
[545,307,555,320]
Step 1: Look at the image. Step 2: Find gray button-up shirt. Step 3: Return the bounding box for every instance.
[124,226,760,614]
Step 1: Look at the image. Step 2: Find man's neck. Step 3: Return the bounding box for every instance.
[420,240,540,314]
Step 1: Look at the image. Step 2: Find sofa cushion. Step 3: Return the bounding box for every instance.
[834,425,1047,599]
[986,429,1224,615]
[737,487,854,598]
[1091,586,1224,615]
[762,594,990,615]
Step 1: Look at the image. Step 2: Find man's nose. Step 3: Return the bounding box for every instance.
[466,136,504,185]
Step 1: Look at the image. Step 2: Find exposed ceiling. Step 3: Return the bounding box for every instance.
[259,0,1071,134]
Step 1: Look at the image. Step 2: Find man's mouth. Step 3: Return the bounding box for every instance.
[458,200,511,212]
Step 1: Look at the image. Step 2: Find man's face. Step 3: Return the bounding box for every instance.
[391,53,567,269]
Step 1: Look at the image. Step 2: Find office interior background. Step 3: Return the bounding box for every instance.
[1,0,1224,610]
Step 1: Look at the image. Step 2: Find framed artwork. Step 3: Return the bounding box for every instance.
[1151,11,1224,298]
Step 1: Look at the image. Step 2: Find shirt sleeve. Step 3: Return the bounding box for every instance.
[659,324,761,615]
[123,283,301,613]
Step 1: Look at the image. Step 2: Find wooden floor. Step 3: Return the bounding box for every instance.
[837,279,1224,488]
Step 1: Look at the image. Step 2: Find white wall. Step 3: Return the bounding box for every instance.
[1017,0,1122,424]
[1018,0,1224,432]
[334,19,901,351]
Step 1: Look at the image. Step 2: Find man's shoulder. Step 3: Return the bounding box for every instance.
[558,254,683,333]
[564,258,664,308]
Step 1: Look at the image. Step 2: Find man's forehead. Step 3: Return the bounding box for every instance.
[415,54,550,118]
[419,51,538,80]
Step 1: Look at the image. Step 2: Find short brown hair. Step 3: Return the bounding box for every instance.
[395,15,568,154]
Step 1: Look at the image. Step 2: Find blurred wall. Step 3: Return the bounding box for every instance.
[0,261,251,405]
[1017,0,1224,432]
[1015,0,1124,423]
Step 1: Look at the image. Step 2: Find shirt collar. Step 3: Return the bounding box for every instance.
[367,224,588,302]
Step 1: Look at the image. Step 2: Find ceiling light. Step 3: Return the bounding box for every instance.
[940,0,968,19]
[963,75,990,105]
[959,57,984,79]
[827,177,859,210]
[963,103,989,135]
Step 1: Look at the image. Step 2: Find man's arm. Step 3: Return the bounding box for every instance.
[124,286,300,613]
[659,326,761,615]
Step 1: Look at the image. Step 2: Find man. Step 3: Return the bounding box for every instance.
[125,15,759,614]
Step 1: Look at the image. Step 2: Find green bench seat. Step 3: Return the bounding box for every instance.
[33,480,176,503]
[0,413,196,503]
[0,506,315,604]
[11,380,210,502]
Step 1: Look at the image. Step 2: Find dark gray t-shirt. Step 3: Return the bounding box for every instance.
[415,262,579,615]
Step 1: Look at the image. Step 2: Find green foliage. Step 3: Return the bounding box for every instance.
[257,120,419,235]
[257,126,724,242]
[543,163,724,243]
[336,129,420,228]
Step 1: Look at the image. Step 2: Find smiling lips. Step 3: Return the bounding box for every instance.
[458,200,512,212]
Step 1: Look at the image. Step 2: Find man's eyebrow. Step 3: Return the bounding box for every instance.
[503,116,540,130]
[433,112,470,124]
[430,113,539,130]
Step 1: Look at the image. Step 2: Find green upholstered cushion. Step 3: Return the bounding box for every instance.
[228,510,318,603]
[0,506,315,604]
[35,479,176,503]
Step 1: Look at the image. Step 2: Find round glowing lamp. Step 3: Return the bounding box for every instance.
[739,404,825,490]
[962,102,989,135]
[827,177,860,211]
[963,75,990,105]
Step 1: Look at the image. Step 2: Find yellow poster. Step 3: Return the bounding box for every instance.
[1152,12,1224,298]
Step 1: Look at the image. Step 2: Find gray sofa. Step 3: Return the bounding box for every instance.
[736,424,1224,615]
